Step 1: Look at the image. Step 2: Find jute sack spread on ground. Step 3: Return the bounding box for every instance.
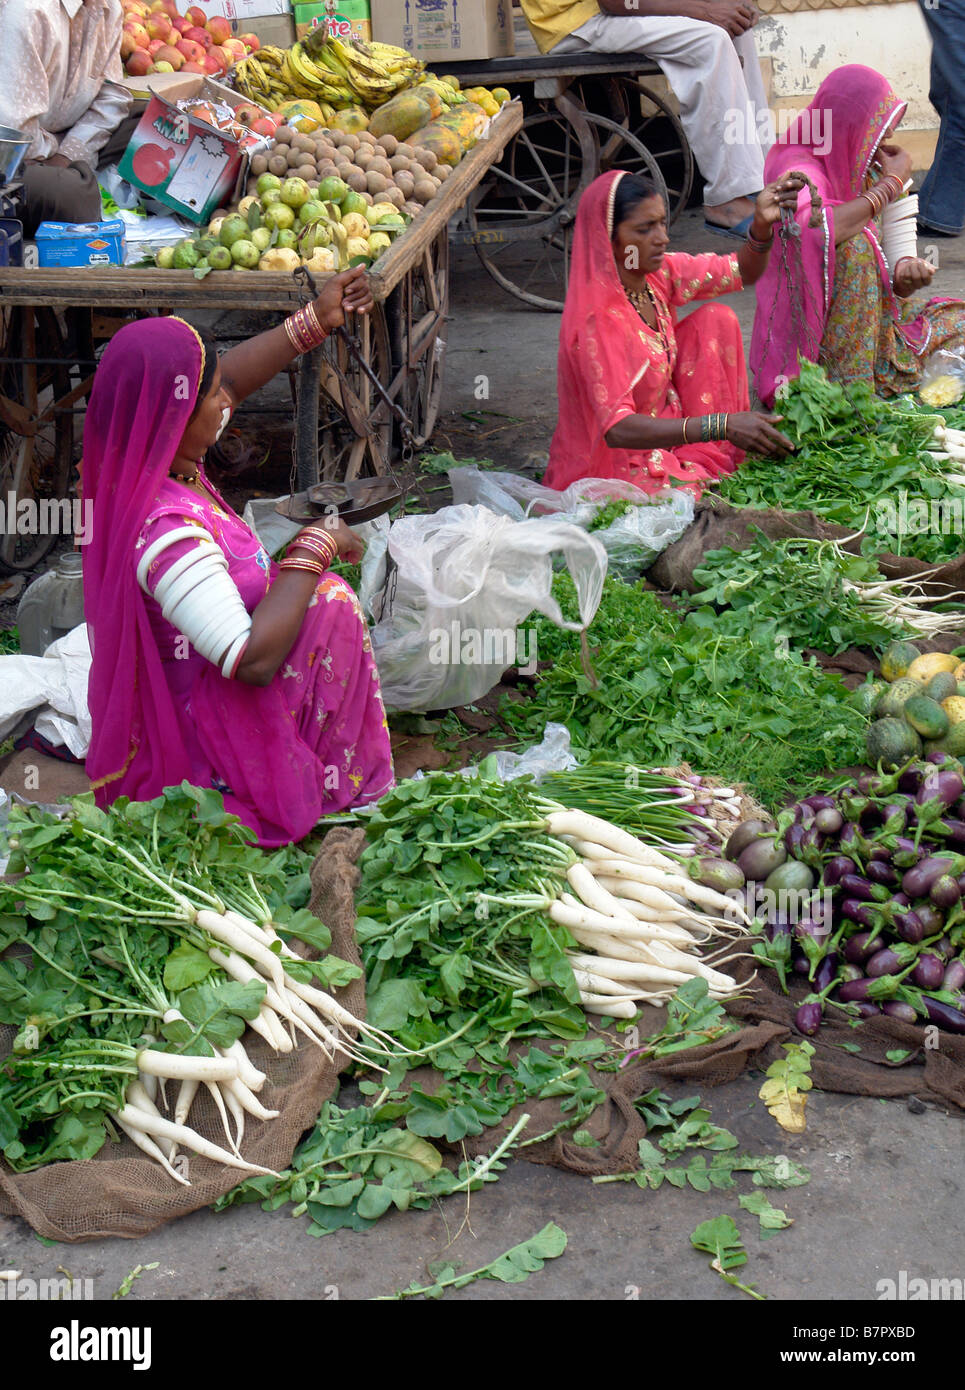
[648,496,965,600]
[0,828,366,1242]
[307,835,965,1181]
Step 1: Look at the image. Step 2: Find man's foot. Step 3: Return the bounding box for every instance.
[704,195,757,229]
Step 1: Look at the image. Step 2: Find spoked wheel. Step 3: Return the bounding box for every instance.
[0,306,74,573]
[574,76,694,224]
[467,106,668,311]
[314,302,393,482]
[388,229,449,450]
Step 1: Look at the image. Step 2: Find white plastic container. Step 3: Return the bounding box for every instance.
[16,552,85,656]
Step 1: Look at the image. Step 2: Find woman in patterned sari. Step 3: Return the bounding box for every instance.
[751,65,965,407]
[544,170,802,498]
[82,269,393,847]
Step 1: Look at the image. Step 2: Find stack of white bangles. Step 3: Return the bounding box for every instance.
[880,183,919,274]
[137,526,253,678]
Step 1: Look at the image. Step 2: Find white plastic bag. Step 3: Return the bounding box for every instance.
[0,624,92,757]
[448,467,694,579]
[364,503,606,712]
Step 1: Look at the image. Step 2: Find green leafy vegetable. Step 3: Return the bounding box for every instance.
[376,1222,567,1300]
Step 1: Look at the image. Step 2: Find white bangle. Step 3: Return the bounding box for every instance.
[221,632,250,679]
[162,565,253,667]
[160,554,229,623]
[190,600,250,664]
[150,542,224,606]
[137,525,219,590]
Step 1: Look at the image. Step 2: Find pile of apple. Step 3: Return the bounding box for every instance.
[121,0,262,79]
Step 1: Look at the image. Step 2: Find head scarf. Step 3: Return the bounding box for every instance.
[82,316,206,803]
[750,65,907,405]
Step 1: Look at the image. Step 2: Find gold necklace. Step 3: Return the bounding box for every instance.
[625,282,667,355]
[170,461,202,485]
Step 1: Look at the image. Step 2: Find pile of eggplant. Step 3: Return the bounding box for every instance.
[728,754,965,1038]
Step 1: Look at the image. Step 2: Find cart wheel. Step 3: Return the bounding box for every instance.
[575,76,694,224]
[315,301,393,482]
[467,108,668,312]
[0,307,74,574]
[388,229,449,449]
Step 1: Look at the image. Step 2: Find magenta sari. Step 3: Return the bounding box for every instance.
[750,65,957,406]
[82,317,393,846]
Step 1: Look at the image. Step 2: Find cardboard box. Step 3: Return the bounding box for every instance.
[294,0,370,42]
[117,78,270,224]
[370,0,513,61]
[36,220,126,268]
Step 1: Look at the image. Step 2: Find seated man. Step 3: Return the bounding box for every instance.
[0,0,134,235]
[519,0,771,236]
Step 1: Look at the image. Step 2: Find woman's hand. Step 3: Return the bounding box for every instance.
[313,265,374,332]
[725,411,795,457]
[894,256,935,298]
[752,173,807,231]
[292,518,365,565]
[875,144,913,188]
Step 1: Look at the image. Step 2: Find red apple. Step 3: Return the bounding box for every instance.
[150,0,179,16]
[124,18,150,44]
[169,15,190,33]
[221,37,246,60]
[185,5,207,25]
[237,31,260,52]
[209,44,233,69]
[184,25,212,47]
[206,14,231,44]
[123,0,149,16]
[145,13,172,39]
[202,51,225,74]
[180,59,206,72]
[125,48,152,75]
[147,37,166,55]
[120,30,138,58]
[150,60,175,72]
[155,43,184,68]
[176,37,205,61]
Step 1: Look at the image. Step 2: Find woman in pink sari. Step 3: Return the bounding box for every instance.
[544,170,801,497]
[751,65,965,406]
[82,268,394,847]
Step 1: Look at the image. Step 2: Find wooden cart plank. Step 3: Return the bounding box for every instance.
[438,52,661,86]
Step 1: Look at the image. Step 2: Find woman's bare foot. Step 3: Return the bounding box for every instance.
[704,195,758,228]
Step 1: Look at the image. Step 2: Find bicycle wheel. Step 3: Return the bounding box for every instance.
[467,108,667,312]
[0,306,74,573]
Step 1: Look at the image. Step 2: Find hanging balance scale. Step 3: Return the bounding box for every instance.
[276,264,412,527]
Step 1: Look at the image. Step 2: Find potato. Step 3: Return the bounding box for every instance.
[250,153,269,176]
[268,153,288,177]
[368,155,393,179]
[413,178,437,204]
[375,133,399,156]
[366,170,388,195]
[394,168,415,199]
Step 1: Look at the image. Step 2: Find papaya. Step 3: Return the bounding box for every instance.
[331,106,369,133]
[432,102,489,153]
[410,83,447,118]
[369,91,434,142]
[408,121,464,167]
[279,99,324,133]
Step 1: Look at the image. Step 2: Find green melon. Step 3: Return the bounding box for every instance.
[875,677,926,718]
[903,695,950,740]
[880,640,921,683]
[925,671,959,703]
[866,717,922,770]
[927,722,965,758]
[849,679,885,717]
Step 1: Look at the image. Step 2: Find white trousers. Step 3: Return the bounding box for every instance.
[554,11,770,205]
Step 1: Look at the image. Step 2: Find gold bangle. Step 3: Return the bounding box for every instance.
[682,416,689,445]
[279,556,324,577]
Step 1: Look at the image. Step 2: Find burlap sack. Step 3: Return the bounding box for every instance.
[649,496,965,601]
[0,827,368,1242]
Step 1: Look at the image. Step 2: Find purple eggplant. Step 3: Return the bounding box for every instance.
[892,837,923,868]
[794,803,816,829]
[812,807,842,837]
[784,821,808,856]
[737,836,787,882]
[942,960,965,992]
[932,817,965,845]
[844,931,885,964]
[824,855,858,887]
[839,823,862,855]
[795,1001,823,1036]
[893,891,910,907]
[934,935,955,959]
[898,763,927,796]
[813,952,840,991]
[840,873,888,902]
[853,1001,883,1017]
[867,948,905,978]
[931,874,962,909]
[901,855,960,899]
[893,910,925,945]
[841,963,866,983]
[867,860,898,885]
[915,771,965,826]
[838,978,877,1002]
[914,903,946,936]
[841,899,879,928]
[912,953,946,990]
[792,955,811,975]
[881,1000,918,1023]
[803,793,838,814]
[725,819,771,862]
[923,997,965,1033]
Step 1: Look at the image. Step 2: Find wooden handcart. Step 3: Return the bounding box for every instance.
[443,51,694,312]
[0,101,524,573]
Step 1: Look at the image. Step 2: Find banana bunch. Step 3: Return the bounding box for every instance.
[236,34,425,114]
[284,40,355,105]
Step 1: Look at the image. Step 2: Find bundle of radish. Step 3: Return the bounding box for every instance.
[347,770,751,1041]
[742,757,965,1037]
[0,787,399,1180]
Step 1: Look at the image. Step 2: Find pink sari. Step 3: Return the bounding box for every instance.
[82,317,393,846]
[544,170,750,498]
[750,65,955,406]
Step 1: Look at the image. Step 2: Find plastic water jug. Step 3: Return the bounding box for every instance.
[16,552,85,655]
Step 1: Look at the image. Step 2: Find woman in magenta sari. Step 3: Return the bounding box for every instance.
[82,268,394,847]
[751,65,965,406]
[544,170,802,498]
